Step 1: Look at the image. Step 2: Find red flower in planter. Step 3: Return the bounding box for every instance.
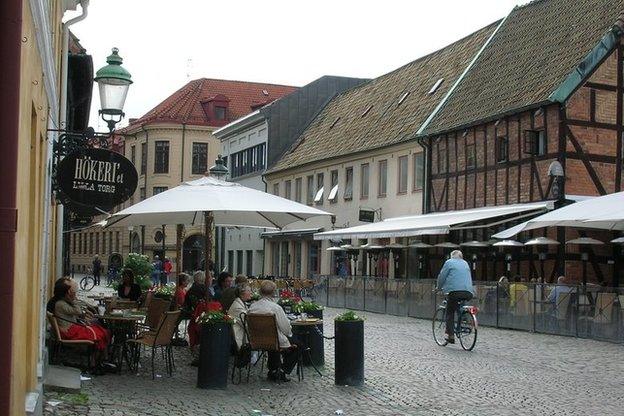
[207,301,223,312]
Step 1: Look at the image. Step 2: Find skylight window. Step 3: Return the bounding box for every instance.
[398,91,410,105]
[428,78,444,94]
[361,105,373,117]
[329,117,341,129]
[314,187,324,203]
[328,184,339,202]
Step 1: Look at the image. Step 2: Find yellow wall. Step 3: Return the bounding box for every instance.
[11,0,63,413]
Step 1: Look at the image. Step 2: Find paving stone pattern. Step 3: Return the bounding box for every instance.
[46,288,624,416]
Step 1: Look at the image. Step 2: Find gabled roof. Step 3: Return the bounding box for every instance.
[267,22,499,174]
[422,0,624,136]
[127,78,297,128]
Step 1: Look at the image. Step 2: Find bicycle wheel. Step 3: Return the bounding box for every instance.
[432,307,448,346]
[458,311,478,351]
[80,276,95,292]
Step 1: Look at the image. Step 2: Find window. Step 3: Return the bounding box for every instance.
[344,167,353,200]
[428,78,444,94]
[115,232,120,252]
[285,180,292,200]
[314,173,324,204]
[78,233,82,254]
[236,250,243,275]
[280,242,289,276]
[227,250,234,273]
[130,145,136,166]
[154,141,169,173]
[72,234,76,254]
[89,233,93,255]
[230,143,266,178]
[378,160,387,197]
[328,170,338,202]
[308,242,321,276]
[246,250,253,276]
[413,153,424,191]
[192,142,208,175]
[140,142,147,175]
[153,186,167,196]
[273,182,280,196]
[524,130,547,156]
[295,178,302,202]
[360,163,369,199]
[306,175,314,205]
[140,187,146,200]
[497,137,509,163]
[102,232,106,254]
[215,106,227,120]
[466,143,476,169]
[109,232,113,255]
[397,155,408,194]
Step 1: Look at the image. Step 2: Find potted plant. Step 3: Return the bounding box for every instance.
[293,300,324,319]
[153,283,175,300]
[123,253,154,291]
[277,289,301,314]
[196,303,234,389]
[334,311,364,386]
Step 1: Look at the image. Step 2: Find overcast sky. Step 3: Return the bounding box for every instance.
[69,0,524,131]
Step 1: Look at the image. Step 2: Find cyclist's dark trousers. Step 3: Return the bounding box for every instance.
[93,272,100,286]
[446,291,473,337]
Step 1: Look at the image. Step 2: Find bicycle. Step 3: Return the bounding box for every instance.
[79,269,96,292]
[432,292,478,351]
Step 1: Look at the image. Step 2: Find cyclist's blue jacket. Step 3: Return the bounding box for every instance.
[436,258,475,294]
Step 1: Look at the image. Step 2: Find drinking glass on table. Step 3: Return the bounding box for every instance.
[300,312,307,321]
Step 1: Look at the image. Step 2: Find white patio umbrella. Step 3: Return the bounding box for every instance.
[105,159,331,266]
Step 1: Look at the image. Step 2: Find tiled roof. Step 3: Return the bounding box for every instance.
[267,22,499,174]
[422,0,624,135]
[127,78,298,128]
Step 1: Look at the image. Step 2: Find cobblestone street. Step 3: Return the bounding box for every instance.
[45,303,624,416]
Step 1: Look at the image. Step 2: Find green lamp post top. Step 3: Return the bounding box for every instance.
[209,155,229,178]
[94,47,133,84]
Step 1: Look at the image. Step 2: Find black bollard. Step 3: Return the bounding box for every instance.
[334,319,364,386]
[197,323,232,389]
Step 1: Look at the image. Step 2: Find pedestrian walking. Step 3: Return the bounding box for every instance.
[152,255,163,287]
[162,257,172,285]
[92,255,102,286]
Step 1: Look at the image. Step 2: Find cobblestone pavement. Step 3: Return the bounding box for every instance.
[46,286,624,416]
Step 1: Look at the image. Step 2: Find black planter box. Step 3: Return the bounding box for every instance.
[292,322,325,367]
[197,322,232,389]
[334,320,364,386]
[307,309,323,320]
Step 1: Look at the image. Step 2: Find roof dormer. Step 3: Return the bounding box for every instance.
[201,94,230,126]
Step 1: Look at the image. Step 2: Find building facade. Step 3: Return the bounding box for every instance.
[214,76,367,277]
[263,24,498,278]
[69,79,297,275]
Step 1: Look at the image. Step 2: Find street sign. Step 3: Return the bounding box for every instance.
[359,208,376,223]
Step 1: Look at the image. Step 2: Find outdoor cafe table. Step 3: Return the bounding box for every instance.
[87,294,113,306]
[291,319,324,376]
[100,313,145,372]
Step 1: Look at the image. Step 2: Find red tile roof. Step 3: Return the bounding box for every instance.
[128,78,298,128]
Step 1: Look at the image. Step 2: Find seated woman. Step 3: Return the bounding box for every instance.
[53,279,111,353]
[227,284,252,350]
[117,269,142,302]
[174,273,190,308]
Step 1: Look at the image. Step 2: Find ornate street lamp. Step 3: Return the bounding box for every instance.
[94,47,133,132]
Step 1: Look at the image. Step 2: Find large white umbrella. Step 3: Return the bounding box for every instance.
[105,170,331,267]
[106,176,330,229]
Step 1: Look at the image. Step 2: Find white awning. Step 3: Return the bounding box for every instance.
[261,227,322,239]
[314,201,553,240]
[493,193,622,239]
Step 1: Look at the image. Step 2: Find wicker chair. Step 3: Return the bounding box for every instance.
[46,312,95,371]
[127,310,181,379]
[245,313,302,381]
[136,297,171,335]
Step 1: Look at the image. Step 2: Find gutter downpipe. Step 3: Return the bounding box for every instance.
[0,0,23,413]
[261,171,268,276]
[57,0,89,278]
[141,124,149,254]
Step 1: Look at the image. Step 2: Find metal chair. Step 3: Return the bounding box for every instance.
[127,310,181,379]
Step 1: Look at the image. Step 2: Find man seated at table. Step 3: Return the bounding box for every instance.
[249,280,299,382]
[220,275,248,311]
[547,276,575,307]
[117,269,142,302]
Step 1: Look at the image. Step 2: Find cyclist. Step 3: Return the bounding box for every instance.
[436,250,475,344]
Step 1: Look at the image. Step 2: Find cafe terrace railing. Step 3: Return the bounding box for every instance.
[310,276,624,344]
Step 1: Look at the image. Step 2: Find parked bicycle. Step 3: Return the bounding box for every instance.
[79,268,96,292]
[432,292,478,351]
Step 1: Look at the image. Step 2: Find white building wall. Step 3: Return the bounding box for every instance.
[220,121,268,276]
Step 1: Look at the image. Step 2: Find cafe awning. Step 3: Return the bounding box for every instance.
[261,227,323,239]
[493,192,620,239]
[314,201,553,240]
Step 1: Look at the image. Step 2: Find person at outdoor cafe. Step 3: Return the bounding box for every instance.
[547,276,574,306]
[51,279,111,362]
[117,269,142,302]
[184,270,211,315]
[174,273,190,308]
[214,271,234,301]
[509,275,528,307]
[249,280,300,382]
[220,274,248,310]
[436,250,475,344]
[227,284,252,349]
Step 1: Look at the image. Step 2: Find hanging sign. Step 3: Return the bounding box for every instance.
[359,208,376,223]
[56,148,138,214]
